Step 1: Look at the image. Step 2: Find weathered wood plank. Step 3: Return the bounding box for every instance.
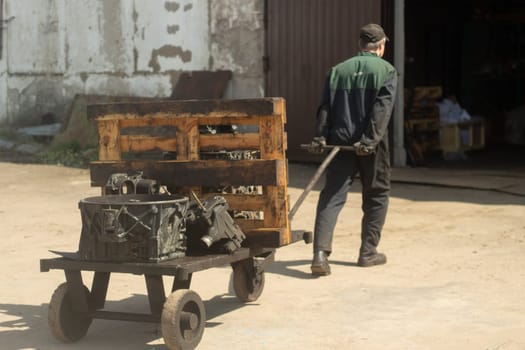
[234,219,265,232]
[175,117,199,160]
[263,185,289,243]
[90,159,284,187]
[120,136,177,152]
[215,194,265,211]
[175,118,201,197]
[259,114,285,159]
[242,228,284,248]
[88,98,283,119]
[120,133,260,153]
[259,112,290,244]
[200,133,259,151]
[273,98,287,123]
[98,119,121,160]
[102,114,272,127]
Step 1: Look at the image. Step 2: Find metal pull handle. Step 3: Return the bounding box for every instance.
[289,146,341,221]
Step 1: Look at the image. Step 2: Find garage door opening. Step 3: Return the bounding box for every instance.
[405,0,525,170]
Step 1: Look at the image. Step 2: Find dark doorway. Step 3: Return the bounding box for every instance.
[405,0,525,152]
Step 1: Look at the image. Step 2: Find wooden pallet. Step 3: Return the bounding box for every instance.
[440,119,485,153]
[87,98,291,248]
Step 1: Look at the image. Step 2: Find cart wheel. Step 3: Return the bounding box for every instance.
[232,260,265,302]
[48,282,93,343]
[161,289,206,350]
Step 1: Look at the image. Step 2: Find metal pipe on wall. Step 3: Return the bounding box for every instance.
[393,0,406,167]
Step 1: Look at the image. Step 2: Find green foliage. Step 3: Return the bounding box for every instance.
[38,141,97,168]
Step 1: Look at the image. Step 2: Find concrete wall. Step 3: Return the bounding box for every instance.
[0,0,265,126]
[210,0,265,98]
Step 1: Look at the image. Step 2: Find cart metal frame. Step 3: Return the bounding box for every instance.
[40,247,275,323]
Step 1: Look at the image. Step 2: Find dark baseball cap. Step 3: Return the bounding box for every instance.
[360,23,389,43]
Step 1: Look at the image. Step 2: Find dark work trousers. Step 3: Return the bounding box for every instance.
[313,138,391,257]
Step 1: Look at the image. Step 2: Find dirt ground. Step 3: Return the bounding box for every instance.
[1,161,524,350]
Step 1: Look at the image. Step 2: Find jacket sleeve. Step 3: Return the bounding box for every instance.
[315,71,332,139]
[360,69,398,147]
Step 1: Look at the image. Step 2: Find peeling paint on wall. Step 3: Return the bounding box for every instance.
[133,0,208,72]
[211,1,263,32]
[164,1,180,12]
[167,25,180,34]
[148,45,192,73]
[210,44,245,74]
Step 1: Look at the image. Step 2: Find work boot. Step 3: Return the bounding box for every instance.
[311,251,331,276]
[357,252,387,267]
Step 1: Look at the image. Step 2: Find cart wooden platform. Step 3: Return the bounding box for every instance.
[40,98,311,349]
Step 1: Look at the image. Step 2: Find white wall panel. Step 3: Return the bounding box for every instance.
[6,0,66,73]
[0,0,264,126]
[64,0,134,74]
[133,0,209,72]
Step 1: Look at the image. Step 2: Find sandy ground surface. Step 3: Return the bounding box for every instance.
[1,161,524,350]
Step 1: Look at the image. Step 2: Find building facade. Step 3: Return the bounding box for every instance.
[0,0,265,125]
[1,0,407,165]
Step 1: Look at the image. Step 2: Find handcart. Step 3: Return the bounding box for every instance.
[40,98,312,349]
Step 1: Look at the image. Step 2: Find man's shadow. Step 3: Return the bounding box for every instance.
[266,259,358,279]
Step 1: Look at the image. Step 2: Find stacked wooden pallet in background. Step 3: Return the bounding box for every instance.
[404,86,442,163]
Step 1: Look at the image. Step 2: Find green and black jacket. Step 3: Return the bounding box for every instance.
[316,51,398,147]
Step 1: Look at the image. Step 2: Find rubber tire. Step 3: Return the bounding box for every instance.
[48,282,93,343]
[232,261,265,302]
[161,289,206,350]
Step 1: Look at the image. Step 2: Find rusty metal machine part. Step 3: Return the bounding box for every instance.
[104,172,159,195]
[78,194,188,262]
[185,195,246,254]
[91,172,247,262]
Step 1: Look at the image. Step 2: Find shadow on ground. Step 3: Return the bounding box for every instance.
[0,291,253,350]
[265,259,358,279]
[288,145,525,206]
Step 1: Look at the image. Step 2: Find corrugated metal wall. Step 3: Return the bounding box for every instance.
[265,0,383,161]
